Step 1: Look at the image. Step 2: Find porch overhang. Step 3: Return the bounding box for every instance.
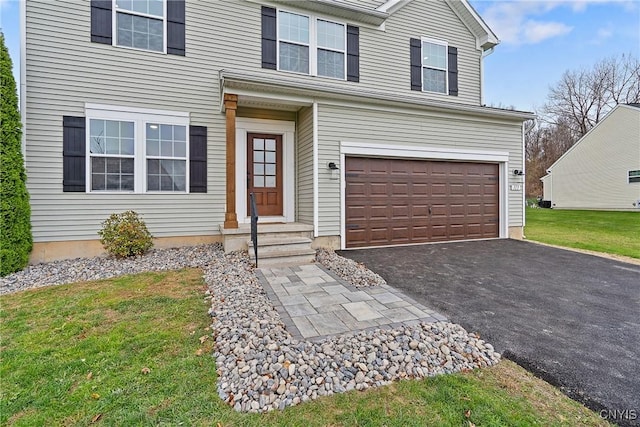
[219,69,534,121]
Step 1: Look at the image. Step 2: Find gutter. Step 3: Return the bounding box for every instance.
[220,70,535,121]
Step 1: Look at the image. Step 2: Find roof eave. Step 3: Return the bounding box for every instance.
[271,0,389,25]
[220,70,535,121]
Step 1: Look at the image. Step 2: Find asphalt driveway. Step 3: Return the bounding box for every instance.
[339,239,640,426]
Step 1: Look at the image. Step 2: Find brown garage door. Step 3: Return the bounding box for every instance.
[345,157,500,248]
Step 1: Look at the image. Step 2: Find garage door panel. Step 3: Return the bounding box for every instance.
[345,157,500,247]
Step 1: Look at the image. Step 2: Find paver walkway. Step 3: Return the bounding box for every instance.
[256,263,446,341]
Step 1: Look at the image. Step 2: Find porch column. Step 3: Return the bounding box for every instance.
[224,94,239,228]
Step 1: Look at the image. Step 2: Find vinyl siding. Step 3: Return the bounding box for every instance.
[209,0,481,105]
[26,0,225,242]
[26,0,493,243]
[546,106,640,210]
[296,107,314,225]
[316,103,524,236]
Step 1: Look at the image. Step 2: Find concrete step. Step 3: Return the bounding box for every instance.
[254,253,317,268]
[247,235,316,267]
[248,237,313,257]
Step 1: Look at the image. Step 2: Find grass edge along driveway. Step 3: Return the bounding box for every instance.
[525,208,639,259]
[0,269,610,426]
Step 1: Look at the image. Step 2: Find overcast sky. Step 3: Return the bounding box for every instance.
[1,0,639,113]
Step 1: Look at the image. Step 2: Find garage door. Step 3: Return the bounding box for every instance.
[345,157,500,248]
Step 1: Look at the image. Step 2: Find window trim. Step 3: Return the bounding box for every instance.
[276,9,347,81]
[629,169,640,184]
[85,104,190,194]
[112,0,168,54]
[420,37,448,94]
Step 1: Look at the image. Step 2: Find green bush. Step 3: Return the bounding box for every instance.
[1,33,32,276]
[98,211,153,258]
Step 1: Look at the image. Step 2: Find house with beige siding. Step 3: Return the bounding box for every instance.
[22,0,533,263]
[541,104,640,211]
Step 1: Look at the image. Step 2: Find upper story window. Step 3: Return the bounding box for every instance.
[115,0,166,52]
[277,10,346,80]
[629,170,640,183]
[421,39,448,94]
[91,1,184,56]
[410,37,457,96]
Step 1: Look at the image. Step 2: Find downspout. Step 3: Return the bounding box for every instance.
[312,102,319,237]
[480,47,494,106]
[20,0,27,162]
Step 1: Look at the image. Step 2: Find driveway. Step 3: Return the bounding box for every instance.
[339,239,640,427]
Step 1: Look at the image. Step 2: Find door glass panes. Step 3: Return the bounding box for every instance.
[253,138,277,188]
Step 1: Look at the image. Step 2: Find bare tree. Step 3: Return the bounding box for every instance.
[544,54,640,138]
[525,116,577,198]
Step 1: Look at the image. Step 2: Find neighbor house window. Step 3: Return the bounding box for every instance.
[277,10,346,79]
[86,105,189,193]
[115,0,165,52]
[629,170,640,183]
[422,39,447,93]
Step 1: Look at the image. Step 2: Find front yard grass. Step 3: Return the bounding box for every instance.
[525,208,640,259]
[1,269,609,426]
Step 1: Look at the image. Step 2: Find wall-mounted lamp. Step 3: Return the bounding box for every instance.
[513,169,525,176]
[327,162,339,180]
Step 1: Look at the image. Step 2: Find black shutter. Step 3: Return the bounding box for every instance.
[63,116,86,192]
[448,46,458,96]
[189,126,207,193]
[167,0,186,56]
[91,0,112,44]
[346,25,360,82]
[262,6,277,69]
[410,38,422,91]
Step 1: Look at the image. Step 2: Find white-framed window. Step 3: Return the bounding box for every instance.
[277,10,346,80]
[629,170,640,183]
[114,0,166,53]
[86,104,189,193]
[421,38,448,94]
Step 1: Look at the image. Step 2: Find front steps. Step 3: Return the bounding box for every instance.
[219,222,316,267]
[248,236,316,267]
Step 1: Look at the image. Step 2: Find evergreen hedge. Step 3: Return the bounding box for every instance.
[1,33,32,276]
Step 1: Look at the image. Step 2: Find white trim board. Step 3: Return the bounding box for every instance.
[340,141,509,249]
[235,117,296,224]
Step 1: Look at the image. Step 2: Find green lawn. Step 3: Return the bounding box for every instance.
[525,208,640,259]
[0,270,609,426]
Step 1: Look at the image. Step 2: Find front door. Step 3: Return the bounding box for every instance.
[247,133,283,216]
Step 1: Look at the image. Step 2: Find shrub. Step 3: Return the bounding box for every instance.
[1,33,32,276]
[98,211,153,258]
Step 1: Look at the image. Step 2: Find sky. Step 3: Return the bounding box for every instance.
[1,0,639,113]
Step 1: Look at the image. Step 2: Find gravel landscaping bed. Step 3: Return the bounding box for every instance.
[209,251,501,413]
[0,244,223,295]
[2,244,501,414]
[316,249,386,287]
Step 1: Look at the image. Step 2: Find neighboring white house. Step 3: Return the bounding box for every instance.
[541,104,640,210]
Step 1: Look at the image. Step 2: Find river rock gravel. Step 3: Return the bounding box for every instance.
[209,251,501,413]
[0,244,224,295]
[316,248,387,287]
